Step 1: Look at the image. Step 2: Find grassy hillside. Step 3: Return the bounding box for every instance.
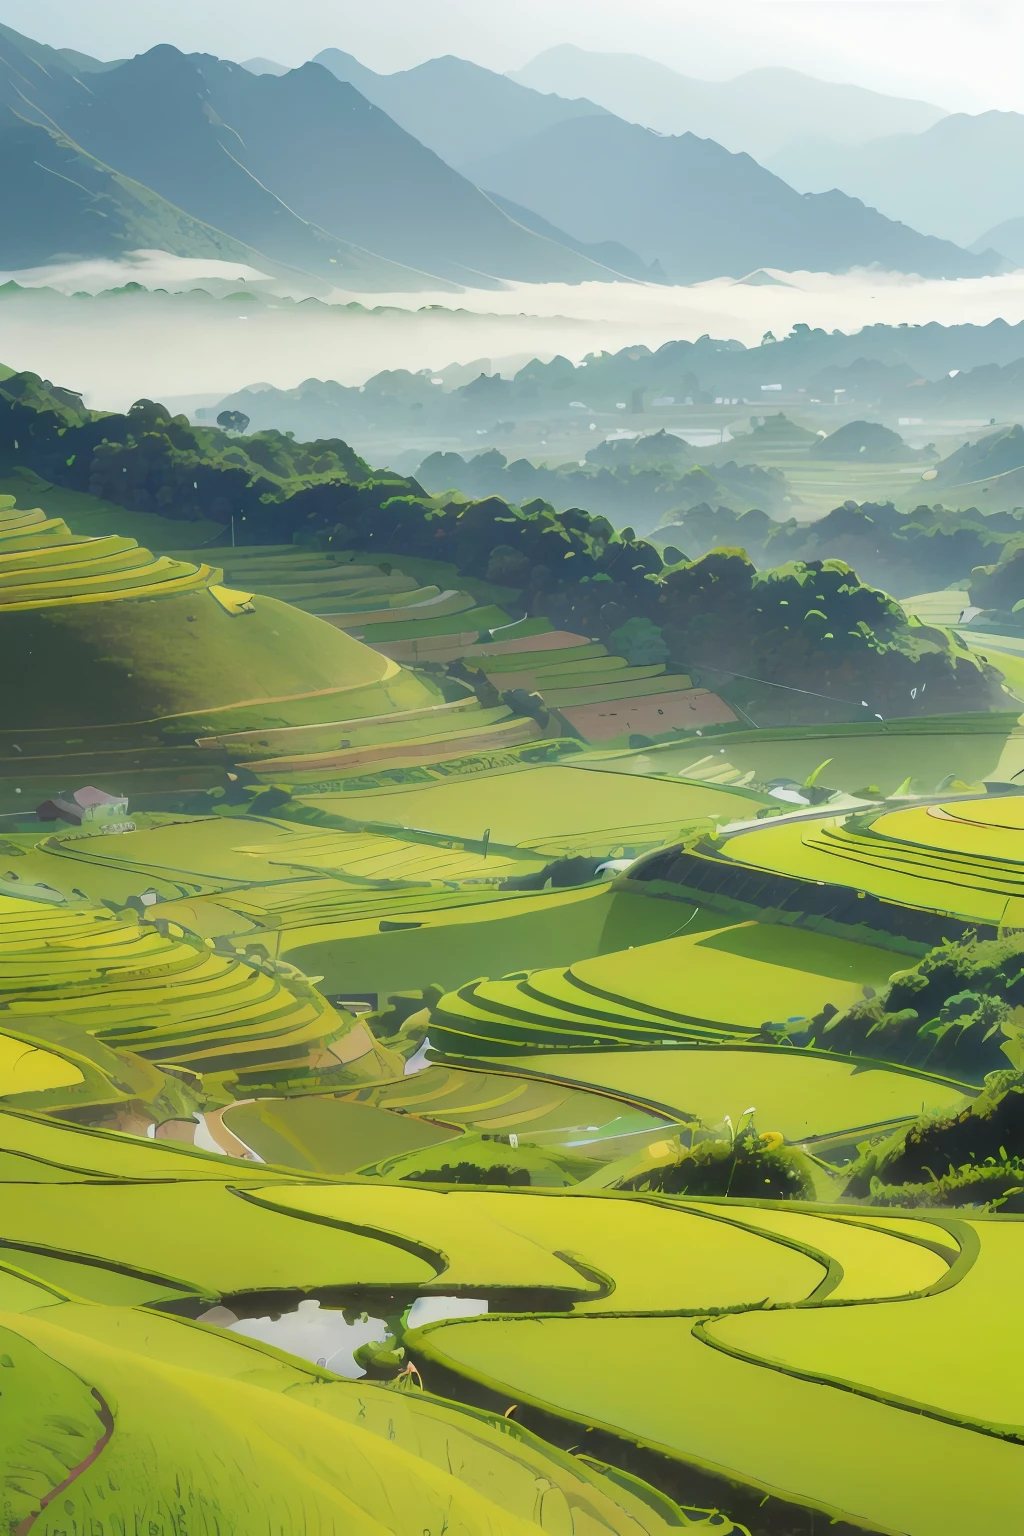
[0,120,274,272]
[0,499,440,731]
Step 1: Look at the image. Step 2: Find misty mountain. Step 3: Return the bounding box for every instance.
[240,57,290,76]
[465,116,1002,283]
[511,46,947,159]
[975,217,1024,266]
[484,193,661,282]
[313,49,606,169]
[771,112,1024,250]
[0,119,273,271]
[28,45,621,288]
[0,39,450,291]
[0,21,119,77]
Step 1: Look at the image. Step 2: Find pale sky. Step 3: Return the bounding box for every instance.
[0,0,1017,114]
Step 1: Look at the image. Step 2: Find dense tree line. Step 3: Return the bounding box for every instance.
[0,370,1005,722]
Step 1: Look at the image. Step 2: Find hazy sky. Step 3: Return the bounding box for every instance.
[0,1,1019,114]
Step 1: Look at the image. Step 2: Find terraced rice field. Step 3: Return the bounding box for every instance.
[714,792,1024,927]
[0,889,386,1106]
[223,1063,675,1174]
[579,712,1024,798]
[297,761,773,856]
[0,498,214,608]
[473,1047,967,1144]
[430,919,901,1055]
[412,1209,1024,1534]
[186,545,740,748]
[9,496,1024,1533]
[0,503,541,798]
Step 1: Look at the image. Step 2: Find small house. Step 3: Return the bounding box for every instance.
[37,786,130,827]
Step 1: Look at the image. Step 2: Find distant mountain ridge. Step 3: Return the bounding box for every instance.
[312,49,607,169]
[770,111,1024,249]
[0,23,1001,290]
[510,45,948,158]
[0,37,623,289]
[465,115,1003,283]
[0,34,447,290]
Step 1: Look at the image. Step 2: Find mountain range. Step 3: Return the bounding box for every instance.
[463,115,1001,284]
[510,46,948,158]
[312,49,606,169]
[771,111,1024,249]
[0,22,1004,289]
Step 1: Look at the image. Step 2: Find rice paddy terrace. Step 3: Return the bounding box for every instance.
[8,495,1024,1531]
[633,790,1024,933]
[186,543,738,751]
[0,502,546,808]
[1,1099,1022,1533]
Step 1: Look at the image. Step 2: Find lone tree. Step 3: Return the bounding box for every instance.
[217,410,250,435]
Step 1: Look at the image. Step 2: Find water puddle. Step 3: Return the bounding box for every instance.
[198,1294,488,1376]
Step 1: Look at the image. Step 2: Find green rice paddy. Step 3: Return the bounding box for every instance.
[7,492,1024,1534]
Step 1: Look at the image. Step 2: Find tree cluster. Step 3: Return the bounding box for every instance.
[0,370,1004,723]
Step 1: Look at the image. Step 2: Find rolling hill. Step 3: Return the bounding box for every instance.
[511,46,948,158]
[770,111,1024,249]
[464,115,1003,283]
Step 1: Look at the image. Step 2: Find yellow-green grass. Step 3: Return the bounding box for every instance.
[22,815,544,913]
[362,604,512,643]
[581,714,1024,798]
[211,703,531,767]
[0,1031,83,1095]
[903,590,971,626]
[1,1301,698,1536]
[683,1205,949,1300]
[277,886,687,1005]
[583,921,896,1010]
[433,921,902,1056]
[353,1063,671,1145]
[411,1302,1024,1535]
[0,468,223,548]
[193,544,521,618]
[0,497,453,736]
[224,1095,460,1174]
[0,1013,169,1116]
[247,714,545,778]
[252,1183,601,1297]
[478,642,607,676]
[707,1218,1024,1434]
[334,591,477,625]
[716,796,1024,926]
[2,588,436,732]
[414,1189,827,1312]
[297,764,770,852]
[474,1047,967,1144]
[0,502,213,608]
[0,1316,109,1529]
[0,1103,322,1183]
[967,640,1024,702]
[0,890,360,1083]
[224,1066,672,1174]
[0,1180,439,1297]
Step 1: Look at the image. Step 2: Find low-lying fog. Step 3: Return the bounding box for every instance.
[4,252,1024,411]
